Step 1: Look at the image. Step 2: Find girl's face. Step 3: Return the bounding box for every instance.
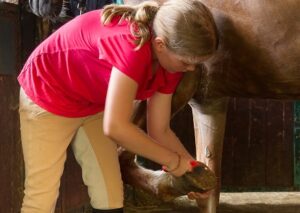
[152,37,209,73]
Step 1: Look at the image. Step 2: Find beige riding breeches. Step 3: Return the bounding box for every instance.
[19,89,123,213]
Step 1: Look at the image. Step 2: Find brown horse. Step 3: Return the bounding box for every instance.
[120,0,300,212]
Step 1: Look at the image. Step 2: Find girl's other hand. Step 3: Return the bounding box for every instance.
[187,190,212,200]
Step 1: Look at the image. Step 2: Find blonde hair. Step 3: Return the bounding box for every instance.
[101,0,218,57]
[101,1,160,50]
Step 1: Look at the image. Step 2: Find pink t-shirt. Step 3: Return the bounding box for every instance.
[18,10,183,117]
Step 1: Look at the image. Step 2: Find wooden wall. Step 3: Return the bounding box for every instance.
[172,99,294,189]
[0,3,23,212]
[173,98,294,190]
[0,76,24,212]
[222,98,294,189]
[0,3,91,212]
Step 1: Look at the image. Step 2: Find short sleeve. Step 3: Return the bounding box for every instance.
[158,71,183,94]
[98,33,152,84]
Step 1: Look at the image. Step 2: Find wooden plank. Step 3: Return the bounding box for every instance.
[221,98,235,186]
[245,99,266,187]
[0,3,23,212]
[0,3,21,75]
[266,100,293,187]
[0,76,23,212]
[171,105,195,157]
[231,98,251,187]
[20,10,37,64]
[222,98,294,189]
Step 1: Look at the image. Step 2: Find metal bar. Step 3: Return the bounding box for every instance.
[294,101,300,187]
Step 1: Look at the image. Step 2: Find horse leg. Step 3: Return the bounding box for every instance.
[189,97,228,213]
[119,147,216,207]
[118,149,183,203]
[119,71,212,204]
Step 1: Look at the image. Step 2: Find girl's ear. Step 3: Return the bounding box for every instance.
[153,36,166,52]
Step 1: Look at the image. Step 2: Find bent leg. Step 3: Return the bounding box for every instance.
[19,89,82,213]
[72,113,124,210]
[189,98,228,213]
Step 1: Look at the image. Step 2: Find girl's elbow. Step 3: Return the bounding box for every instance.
[103,120,117,139]
[103,119,129,141]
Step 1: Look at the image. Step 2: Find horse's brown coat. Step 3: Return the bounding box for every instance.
[124,1,300,212]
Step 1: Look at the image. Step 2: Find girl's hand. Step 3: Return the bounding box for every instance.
[187,190,212,200]
[163,153,193,177]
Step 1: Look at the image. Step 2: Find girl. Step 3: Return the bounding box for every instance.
[18,0,219,212]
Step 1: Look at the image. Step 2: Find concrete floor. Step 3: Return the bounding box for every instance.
[125,192,300,213]
[218,192,300,213]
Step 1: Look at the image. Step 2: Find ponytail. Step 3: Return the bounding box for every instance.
[101,1,160,50]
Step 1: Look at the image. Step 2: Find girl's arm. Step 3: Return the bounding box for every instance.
[103,67,191,176]
[147,92,214,200]
[147,92,194,160]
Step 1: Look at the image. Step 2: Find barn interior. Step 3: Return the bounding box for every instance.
[0,1,299,213]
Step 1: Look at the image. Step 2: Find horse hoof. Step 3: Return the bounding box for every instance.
[171,162,217,193]
[185,164,217,191]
